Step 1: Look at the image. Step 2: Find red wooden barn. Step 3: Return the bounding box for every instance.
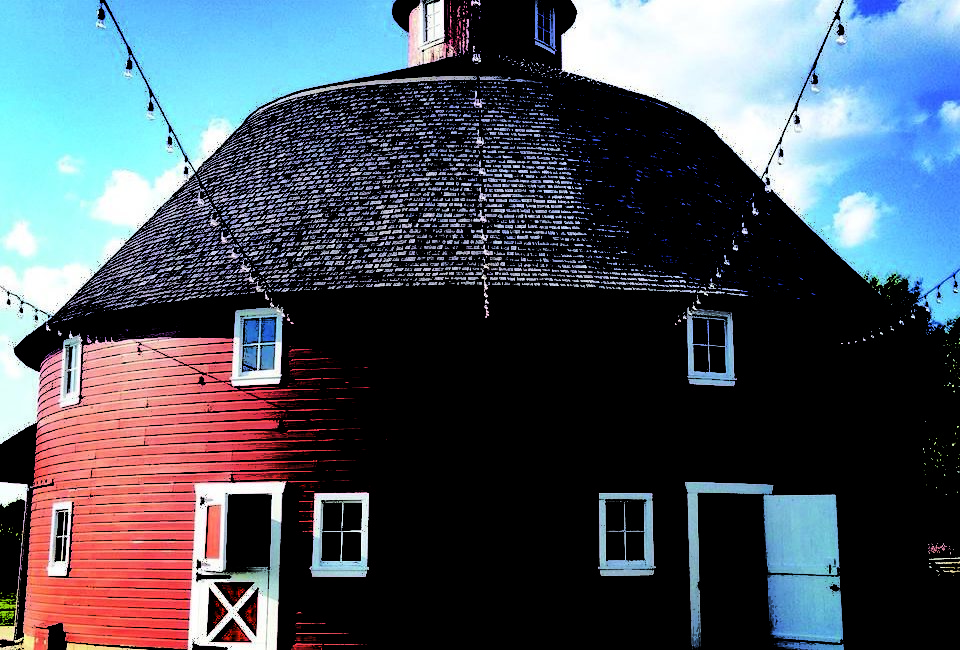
[10,1,924,649]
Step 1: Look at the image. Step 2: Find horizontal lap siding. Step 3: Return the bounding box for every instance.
[27,337,369,650]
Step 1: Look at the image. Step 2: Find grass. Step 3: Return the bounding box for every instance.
[0,592,14,626]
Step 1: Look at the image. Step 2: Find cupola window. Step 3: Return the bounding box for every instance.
[423,0,444,45]
[535,0,556,52]
[231,308,283,387]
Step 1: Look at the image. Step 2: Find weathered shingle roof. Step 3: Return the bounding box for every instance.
[37,55,864,329]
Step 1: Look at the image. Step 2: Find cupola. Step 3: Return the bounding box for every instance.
[392,0,578,68]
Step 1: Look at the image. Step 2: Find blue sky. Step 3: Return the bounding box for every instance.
[1,0,959,501]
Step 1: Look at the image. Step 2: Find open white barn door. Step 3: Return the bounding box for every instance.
[764,495,843,649]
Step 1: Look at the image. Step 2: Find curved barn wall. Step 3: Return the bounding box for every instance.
[25,336,370,649]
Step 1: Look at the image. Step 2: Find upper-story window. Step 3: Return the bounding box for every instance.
[535,0,556,52]
[48,501,73,577]
[687,310,735,386]
[423,0,444,45]
[60,337,82,407]
[231,308,282,387]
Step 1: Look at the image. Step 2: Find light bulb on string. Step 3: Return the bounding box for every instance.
[183,156,189,178]
[197,190,205,206]
[763,175,772,193]
[124,47,134,78]
[778,147,784,165]
[810,72,820,93]
[167,130,174,154]
[96,3,106,29]
[146,96,156,121]
[752,201,759,217]
[954,275,958,293]
[732,240,739,252]
[836,22,846,45]
[937,289,943,304]
[209,216,220,228]
[793,114,802,133]
[723,254,730,266]
[741,222,749,236]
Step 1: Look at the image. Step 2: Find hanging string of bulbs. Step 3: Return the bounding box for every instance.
[841,265,960,346]
[0,284,53,324]
[675,0,847,326]
[94,0,295,329]
[471,0,491,319]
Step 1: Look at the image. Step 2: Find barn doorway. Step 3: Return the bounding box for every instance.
[188,482,285,650]
[698,492,768,649]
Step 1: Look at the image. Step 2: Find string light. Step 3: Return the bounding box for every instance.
[793,114,802,133]
[146,94,156,121]
[811,72,820,93]
[167,128,174,154]
[96,2,106,29]
[778,147,784,165]
[836,22,846,45]
[124,47,133,78]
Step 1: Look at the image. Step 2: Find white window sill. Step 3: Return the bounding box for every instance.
[231,374,282,387]
[421,38,444,50]
[535,40,556,53]
[59,393,80,407]
[688,376,736,387]
[311,566,368,578]
[600,567,655,576]
[47,563,68,577]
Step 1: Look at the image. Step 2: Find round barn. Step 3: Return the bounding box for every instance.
[12,1,918,649]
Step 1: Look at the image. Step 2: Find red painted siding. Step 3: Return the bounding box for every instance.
[26,336,369,649]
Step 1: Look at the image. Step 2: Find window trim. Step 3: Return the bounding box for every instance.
[599,493,654,576]
[231,308,283,387]
[311,492,369,577]
[60,337,82,407]
[47,501,73,577]
[534,0,557,53]
[687,310,735,386]
[421,0,445,47]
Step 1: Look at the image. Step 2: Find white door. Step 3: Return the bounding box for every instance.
[764,495,843,649]
[189,482,284,650]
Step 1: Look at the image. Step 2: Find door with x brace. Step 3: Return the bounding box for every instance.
[189,483,284,650]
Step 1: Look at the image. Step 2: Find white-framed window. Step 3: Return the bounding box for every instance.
[422,0,444,45]
[687,310,735,386]
[534,0,556,52]
[231,308,282,387]
[311,493,369,577]
[60,337,82,406]
[599,493,654,576]
[48,501,73,577]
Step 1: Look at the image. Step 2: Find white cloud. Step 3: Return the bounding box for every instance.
[100,237,126,263]
[832,192,884,247]
[199,118,233,163]
[91,166,183,227]
[0,335,23,379]
[3,221,37,257]
[939,100,960,129]
[0,264,92,314]
[57,155,82,175]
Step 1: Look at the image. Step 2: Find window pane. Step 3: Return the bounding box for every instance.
[242,346,258,372]
[322,502,343,531]
[321,532,342,561]
[605,501,623,532]
[343,502,362,531]
[259,345,275,371]
[606,532,625,561]
[65,368,74,393]
[342,532,361,561]
[693,318,708,345]
[693,345,709,372]
[625,532,645,561]
[709,345,726,373]
[54,535,65,563]
[227,494,272,569]
[56,510,67,537]
[64,345,74,370]
[261,317,276,343]
[708,318,725,344]
[243,319,260,344]
[624,500,644,532]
